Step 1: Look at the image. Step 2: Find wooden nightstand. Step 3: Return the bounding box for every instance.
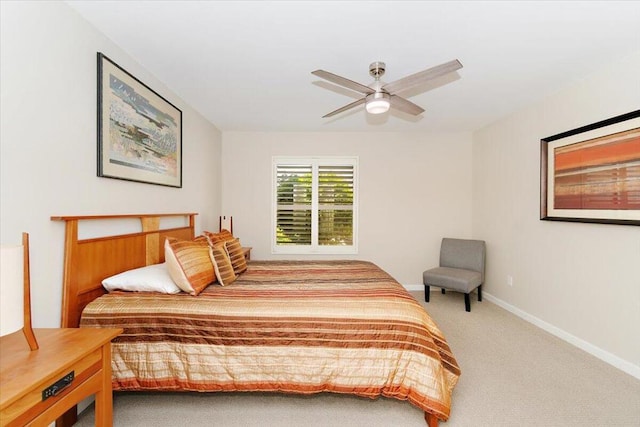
[242,246,252,261]
[0,327,121,427]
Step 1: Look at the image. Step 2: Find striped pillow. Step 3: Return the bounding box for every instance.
[225,238,247,275]
[164,237,215,295]
[203,229,234,245]
[193,235,210,245]
[193,235,217,284]
[210,241,237,286]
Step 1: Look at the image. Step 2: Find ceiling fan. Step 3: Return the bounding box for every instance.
[312,60,462,118]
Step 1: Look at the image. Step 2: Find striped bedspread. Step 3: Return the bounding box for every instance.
[80,260,460,420]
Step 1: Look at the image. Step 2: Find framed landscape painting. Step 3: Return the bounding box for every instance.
[540,110,640,225]
[97,52,182,187]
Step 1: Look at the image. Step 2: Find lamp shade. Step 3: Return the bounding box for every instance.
[1,245,24,336]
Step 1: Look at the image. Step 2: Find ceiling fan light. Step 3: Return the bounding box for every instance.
[365,93,390,114]
[366,99,390,114]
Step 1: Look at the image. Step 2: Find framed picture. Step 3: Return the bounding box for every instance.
[540,110,640,225]
[97,52,182,187]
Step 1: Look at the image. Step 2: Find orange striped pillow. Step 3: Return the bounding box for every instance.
[193,235,217,284]
[225,238,247,275]
[193,235,210,245]
[164,237,215,295]
[203,229,234,245]
[210,241,237,286]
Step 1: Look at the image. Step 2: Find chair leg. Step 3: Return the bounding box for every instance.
[464,293,471,312]
[425,285,430,302]
[441,288,446,294]
[478,285,482,301]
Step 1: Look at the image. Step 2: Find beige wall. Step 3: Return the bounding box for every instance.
[472,51,640,376]
[0,2,223,328]
[221,131,473,285]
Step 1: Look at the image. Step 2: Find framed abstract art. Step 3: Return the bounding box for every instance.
[97,52,182,188]
[540,110,640,225]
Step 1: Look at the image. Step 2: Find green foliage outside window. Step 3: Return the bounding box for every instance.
[276,165,354,246]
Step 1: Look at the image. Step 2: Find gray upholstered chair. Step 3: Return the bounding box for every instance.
[423,238,486,312]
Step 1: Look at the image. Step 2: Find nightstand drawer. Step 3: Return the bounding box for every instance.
[1,348,101,426]
[1,328,121,427]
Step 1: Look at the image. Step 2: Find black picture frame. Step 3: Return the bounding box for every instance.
[540,110,640,226]
[97,52,182,188]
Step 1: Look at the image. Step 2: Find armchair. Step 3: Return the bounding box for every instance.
[423,238,486,312]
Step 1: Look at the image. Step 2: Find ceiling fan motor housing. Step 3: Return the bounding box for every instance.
[369,61,386,79]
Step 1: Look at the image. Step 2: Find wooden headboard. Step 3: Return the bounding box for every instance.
[51,213,196,328]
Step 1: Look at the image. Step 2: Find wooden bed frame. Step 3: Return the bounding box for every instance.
[50,212,439,427]
[51,213,196,328]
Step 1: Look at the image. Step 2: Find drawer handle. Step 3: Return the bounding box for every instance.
[42,371,75,401]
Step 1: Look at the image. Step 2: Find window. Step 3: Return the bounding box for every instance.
[273,157,358,254]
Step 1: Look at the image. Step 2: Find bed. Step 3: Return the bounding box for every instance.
[52,213,460,427]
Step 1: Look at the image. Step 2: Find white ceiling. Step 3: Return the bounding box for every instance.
[66,1,640,133]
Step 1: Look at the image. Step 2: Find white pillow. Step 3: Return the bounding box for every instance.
[102,262,181,294]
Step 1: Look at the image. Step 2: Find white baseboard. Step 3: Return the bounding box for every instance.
[483,292,640,380]
[398,285,639,379]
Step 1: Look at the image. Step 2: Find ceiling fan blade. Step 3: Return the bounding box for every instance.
[312,70,375,95]
[322,98,366,118]
[382,59,462,94]
[389,95,425,116]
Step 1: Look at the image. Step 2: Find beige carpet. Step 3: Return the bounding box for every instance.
[76,291,640,426]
